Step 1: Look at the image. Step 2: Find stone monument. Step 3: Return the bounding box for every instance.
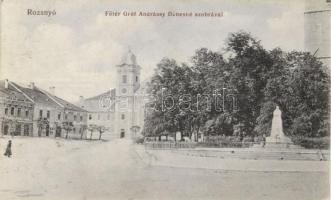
[265,106,293,148]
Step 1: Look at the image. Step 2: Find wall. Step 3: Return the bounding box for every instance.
[304,0,331,67]
[0,97,34,136]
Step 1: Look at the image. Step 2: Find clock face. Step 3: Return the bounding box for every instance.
[121,88,127,94]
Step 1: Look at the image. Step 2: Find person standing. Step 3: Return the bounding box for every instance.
[262,134,266,148]
[4,140,12,157]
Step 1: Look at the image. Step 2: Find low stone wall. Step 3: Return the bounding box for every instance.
[173,148,330,161]
[144,141,197,149]
[135,146,330,172]
[142,142,329,161]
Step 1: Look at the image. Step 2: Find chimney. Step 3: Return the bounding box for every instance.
[110,88,114,96]
[79,95,84,102]
[49,86,55,96]
[79,96,84,107]
[29,82,35,90]
[4,79,9,89]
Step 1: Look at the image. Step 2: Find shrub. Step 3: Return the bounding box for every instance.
[134,136,145,144]
[291,137,329,149]
[198,135,256,148]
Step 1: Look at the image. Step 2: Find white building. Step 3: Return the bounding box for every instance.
[79,49,148,139]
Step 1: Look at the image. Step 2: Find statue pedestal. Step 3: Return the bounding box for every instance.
[264,136,302,149]
[252,105,303,149]
[262,106,301,149]
[265,135,292,144]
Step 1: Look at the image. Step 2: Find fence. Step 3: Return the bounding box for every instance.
[144,140,306,150]
[144,135,330,149]
[144,141,262,149]
[144,141,286,149]
[143,141,330,161]
[144,141,197,149]
[198,140,258,148]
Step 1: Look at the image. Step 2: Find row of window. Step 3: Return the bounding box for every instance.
[122,75,139,84]
[4,107,84,122]
[88,113,111,120]
[39,110,51,119]
[4,107,30,118]
[38,109,84,122]
[4,108,85,122]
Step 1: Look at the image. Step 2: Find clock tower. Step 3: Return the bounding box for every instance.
[114,49,141,138]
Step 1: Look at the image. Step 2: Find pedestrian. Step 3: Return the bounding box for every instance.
[239,132,244,142]
[4,140,12,157]
[262,134,266,148]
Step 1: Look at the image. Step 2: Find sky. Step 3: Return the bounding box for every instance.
[0,0,306,102]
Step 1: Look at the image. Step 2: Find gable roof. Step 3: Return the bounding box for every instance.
[85,88,116,101]
[11,82,86,112]
[79,89,115,112]
[11,82,60,108]
[0,80,33,103]
[45,91,87,112]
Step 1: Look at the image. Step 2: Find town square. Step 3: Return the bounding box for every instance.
[0,0,330,199]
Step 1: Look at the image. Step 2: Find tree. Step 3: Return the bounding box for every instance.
[143,58,184,138]
[88,124,97,140]
[62,121,73,139]
[80,124,87,139]
[283,52,329,137]
[225,31,272,136]
[97,125,106,140]
[144,30,329,140]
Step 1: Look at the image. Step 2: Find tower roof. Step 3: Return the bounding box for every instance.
[120,48,137,65]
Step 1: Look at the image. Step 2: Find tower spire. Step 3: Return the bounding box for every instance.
[120,46,136,65]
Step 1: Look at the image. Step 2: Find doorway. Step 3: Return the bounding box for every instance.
[120,129,125,138]
[24,124,29,136]
[3,125,8,135]
[15,124,21,136]
[46,125,50,136]
[55,126,62,137]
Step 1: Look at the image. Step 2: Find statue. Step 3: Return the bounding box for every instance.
[265,106,292,145]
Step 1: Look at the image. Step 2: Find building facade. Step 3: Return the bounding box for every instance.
[0,80,34,136]
[114,49,142,139]
[304,0,331,67]
[79,90,115,139]
[0,80,88,139]
[80,49,148,139]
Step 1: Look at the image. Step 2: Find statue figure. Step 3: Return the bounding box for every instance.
[266,106,292,144]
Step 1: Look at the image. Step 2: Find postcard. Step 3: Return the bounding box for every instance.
[0,0,330,199]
